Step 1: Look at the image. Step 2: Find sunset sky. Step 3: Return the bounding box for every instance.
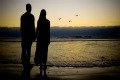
[0,0,120,27]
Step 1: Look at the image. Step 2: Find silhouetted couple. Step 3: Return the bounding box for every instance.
[20,3,50,76]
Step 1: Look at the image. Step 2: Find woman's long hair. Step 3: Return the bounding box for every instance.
[38,9,46,21]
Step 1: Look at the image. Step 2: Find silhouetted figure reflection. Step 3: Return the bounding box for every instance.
[20,3,35,70]
[35,74,48,80]
[21,69,30,80]
[34,9,50,75]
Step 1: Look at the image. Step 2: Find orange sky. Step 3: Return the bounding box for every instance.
[0,0,120,27]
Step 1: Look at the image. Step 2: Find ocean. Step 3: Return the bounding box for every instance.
[0,38,120,67]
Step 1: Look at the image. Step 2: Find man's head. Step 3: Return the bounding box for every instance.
[26,3,31,13]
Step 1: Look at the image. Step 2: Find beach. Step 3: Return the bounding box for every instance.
[1,0,120,79]
[0,40,120,79]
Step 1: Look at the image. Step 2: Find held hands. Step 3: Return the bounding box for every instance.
[48,42,50,45]
[33,36,36,42]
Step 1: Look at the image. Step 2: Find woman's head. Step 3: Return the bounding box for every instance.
[40,9,46,19]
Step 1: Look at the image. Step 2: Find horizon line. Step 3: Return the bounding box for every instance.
[0,25,120,28]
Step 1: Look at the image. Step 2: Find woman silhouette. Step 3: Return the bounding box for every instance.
[34,9,50,75]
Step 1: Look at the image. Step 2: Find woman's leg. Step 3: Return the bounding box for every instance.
[40,63,42,75]
[44,62,47,75]
[44,45,48,75]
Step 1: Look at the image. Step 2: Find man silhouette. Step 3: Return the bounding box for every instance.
[20,3,35,70]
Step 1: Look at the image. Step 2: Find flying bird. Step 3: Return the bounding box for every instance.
[58,18,62,20]
[69,20,72,22]
[75,15,78,16]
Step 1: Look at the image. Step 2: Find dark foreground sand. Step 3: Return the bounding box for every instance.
[0,64,120,80]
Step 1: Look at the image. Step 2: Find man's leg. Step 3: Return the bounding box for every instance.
[27,41,33,62]
[26,41,33,70]
[21,41,27,68]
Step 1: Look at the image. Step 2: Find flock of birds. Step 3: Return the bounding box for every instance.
[58,14,78,22]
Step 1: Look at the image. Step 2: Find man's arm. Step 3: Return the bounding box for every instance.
[20,16,23,38]
[48,20,50,45]
[33,16,36,41]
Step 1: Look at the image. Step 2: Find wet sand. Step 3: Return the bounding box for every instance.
[0,64,120,80]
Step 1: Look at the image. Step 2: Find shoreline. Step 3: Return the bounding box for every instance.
[0,38,120,42]
[0,64,120,80]
[1,63,120,68]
